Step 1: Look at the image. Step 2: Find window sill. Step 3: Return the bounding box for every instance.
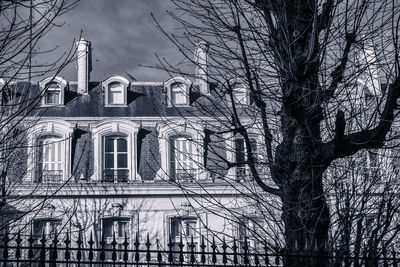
[104,104,128,107]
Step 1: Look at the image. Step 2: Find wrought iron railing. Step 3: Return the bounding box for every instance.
[1,229,399,266]
[36,170,63,183]
[102,170,129,183]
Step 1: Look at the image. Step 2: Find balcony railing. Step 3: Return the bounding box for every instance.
[36,170,63,183]
[173,169,196,182]
[102,169,129,183]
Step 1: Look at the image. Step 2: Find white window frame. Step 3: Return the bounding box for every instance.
[226,79,250,106]
[103,76,129,107]
[37,135,64,183]
[101,217,131,261]
[27,119,74,182]
[90,119,141,182]
[165,77,191,107]
[32,218,62,244]
[156,120,205,181]
[103,134,129,182]
[224,130,260,181]
[166,215,200,254]
[39,76,67,106]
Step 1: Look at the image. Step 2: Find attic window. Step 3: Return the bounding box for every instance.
[39,76,67,106]
[165,77,191,107]
[103,76,129,106]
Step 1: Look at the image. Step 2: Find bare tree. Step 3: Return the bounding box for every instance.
[153,0,400,266]
[0,0,78,235]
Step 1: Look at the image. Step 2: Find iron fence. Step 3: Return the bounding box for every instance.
[0,229,399,266]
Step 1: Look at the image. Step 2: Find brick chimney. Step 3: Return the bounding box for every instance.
[76,38,91,94]
[194,41,209,94]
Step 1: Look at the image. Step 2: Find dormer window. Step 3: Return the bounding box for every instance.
[165,77,191,106]
[39,76,67,106]
[103,76,129,106]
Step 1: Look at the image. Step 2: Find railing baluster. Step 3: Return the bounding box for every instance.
[28,228,34,267]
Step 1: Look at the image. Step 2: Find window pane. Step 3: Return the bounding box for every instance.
[235,139,245,164]
[118,221,128,237]
[109,91,123,104]
[171,219,180,238]
[33,220,46,238]
[186,220,197,237]
[117,139,127,152]
[105,139,114,152]
[117,154,128,168]
[172,91,187,105]
[105,154,114,169]
[103,221,113,238]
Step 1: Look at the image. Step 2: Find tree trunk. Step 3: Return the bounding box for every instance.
[277,115,330,267]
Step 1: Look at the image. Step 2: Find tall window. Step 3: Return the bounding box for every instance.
[170,217,198,252]
[103,135,129,182]
[33,219,61,244]
[107,82,124,105]
[102,218,130,261]
[234,137,257,181]
[36,135,63,183]
[171,82,188,105]
[171,136,195,182]
[44,82,62,105]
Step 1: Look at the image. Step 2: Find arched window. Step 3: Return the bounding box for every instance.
[90,119,141,182]
[156,121,205,181]
[39,76,67,106]
[27,119,74,183]
[165,77,191,106]
[36,135,64,183]
[103,76,129,106]
[103,135,129,182]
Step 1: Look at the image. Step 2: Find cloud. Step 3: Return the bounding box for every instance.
[37,0,184,82]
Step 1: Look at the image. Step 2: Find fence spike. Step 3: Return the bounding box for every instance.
[77,229,83,261]
[15,229,22,260]
[222,236,228,265]
[146,233,152,262]
[393,249,398,267]
[178,234,184,263]
[167,234,173,263]
[111,231,117,262]
[200,235,206,264]
[88,231,94,262]
[50,229,59,262]
[264,245,269,266]
[190,235,196,263]
[99,231,105,262]
[123,231,129,262]
[40,229,46,265]
[65,229,71,261]
[134,232,140,263]
[243,235,249,265]
[211,236,217,264]
[157,239,163,263]
[2,228,9,260]
[28,227,34,260]
[232,237,238,265]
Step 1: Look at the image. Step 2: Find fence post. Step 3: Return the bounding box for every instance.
[2,228,9,265]
[64,229,70,267]
[200,235,206,265]
[211,236,217,265]
[134,232,140,264]
[123,232,129,265]
[232,238,238,266]
[28,228,34,266]
[222,237,227,266]
[99,232,105,264]
[50,230,58,267]
[156,239,162,266]
[88,231,94,266]
[15,230,22,265]
[77,230,83,266]
[189,235,196,265]
[111,231,117,263]
[146,233,152,263]
[178,234,184,264]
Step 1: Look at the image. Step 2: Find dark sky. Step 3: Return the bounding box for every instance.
[40,0,182,82]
